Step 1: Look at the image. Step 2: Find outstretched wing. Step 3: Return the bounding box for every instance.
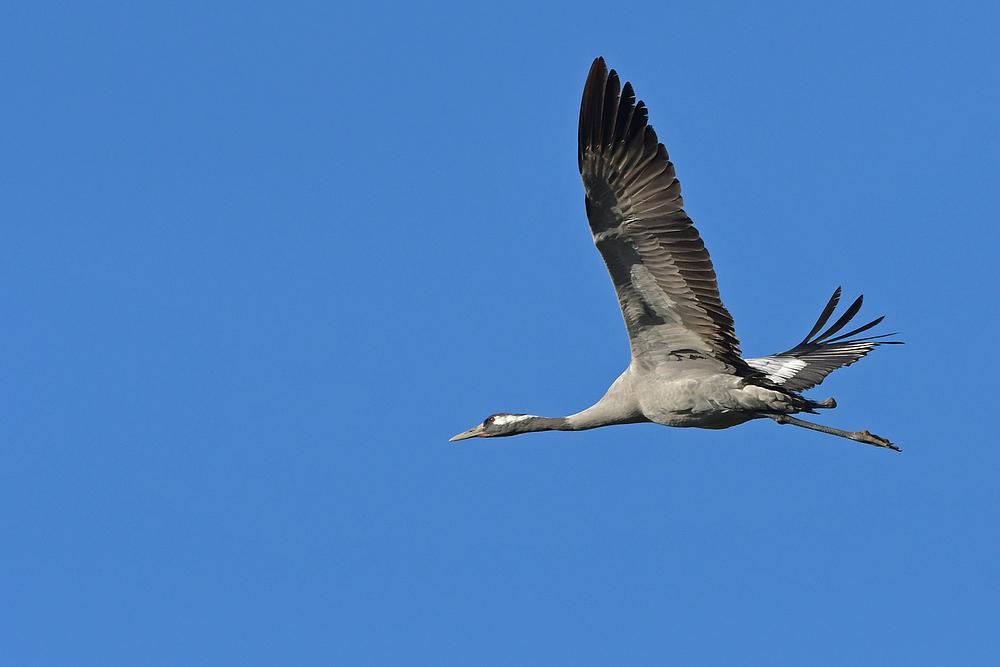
[745,288,902,392]
[578,57,748,373]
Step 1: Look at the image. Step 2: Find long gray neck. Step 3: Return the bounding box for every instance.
[513,416,574,433]
[512,366,648,435]
[563,403,649,431]
[563,365,648,431]
[515,402,647,435]
[508,407,648,436]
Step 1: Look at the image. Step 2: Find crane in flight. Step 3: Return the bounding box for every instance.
[451,58,901,450]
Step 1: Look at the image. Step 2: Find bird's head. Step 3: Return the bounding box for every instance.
[449,413,535,441]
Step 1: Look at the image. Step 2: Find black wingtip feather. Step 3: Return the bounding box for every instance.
[815,294,864,343]
[823,316,885,344]
[795,290,902,351]
[800,287,841,345]
[579,57,610,171]
[601,72,620,150]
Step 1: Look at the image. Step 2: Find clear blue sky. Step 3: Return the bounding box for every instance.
[2,0,998,664]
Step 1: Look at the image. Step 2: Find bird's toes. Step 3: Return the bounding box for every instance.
[857,429,900,452]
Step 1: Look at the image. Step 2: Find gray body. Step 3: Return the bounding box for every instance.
[451,58,900,450]
[568,361,813,432]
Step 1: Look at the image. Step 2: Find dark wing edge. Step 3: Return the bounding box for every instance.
[745,288,903,392]
[578,57,748,371]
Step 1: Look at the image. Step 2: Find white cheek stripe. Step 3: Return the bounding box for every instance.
[493,414,533,426]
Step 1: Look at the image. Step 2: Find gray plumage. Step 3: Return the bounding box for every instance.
[451,57,901,450]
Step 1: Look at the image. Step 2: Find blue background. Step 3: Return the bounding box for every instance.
[2,0,998,663]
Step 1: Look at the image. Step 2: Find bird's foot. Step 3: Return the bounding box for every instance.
[853,429,900,452]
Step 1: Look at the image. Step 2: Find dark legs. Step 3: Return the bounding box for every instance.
[769,414,899,451]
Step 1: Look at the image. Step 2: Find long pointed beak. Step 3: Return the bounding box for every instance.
[449,423,485,441]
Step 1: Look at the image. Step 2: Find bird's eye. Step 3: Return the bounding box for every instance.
[485,415,496,427]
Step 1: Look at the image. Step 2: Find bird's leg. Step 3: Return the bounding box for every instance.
[769,414,899,452]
